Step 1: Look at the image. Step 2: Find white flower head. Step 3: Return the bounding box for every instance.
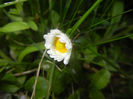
[43,29,72,65]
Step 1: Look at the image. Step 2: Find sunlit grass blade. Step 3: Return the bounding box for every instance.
[69,0,102,38]
[0,0,27,8]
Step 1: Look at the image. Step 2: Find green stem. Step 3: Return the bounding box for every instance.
[46,61,55,99]
[31,50,47,99]
[49,0,52,12]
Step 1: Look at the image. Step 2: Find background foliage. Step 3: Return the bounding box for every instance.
[0,0,133,99]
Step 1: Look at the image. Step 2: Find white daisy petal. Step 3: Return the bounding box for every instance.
[64,52,71,65]
[43,29,72,65]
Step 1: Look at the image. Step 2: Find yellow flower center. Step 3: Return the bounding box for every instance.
[55,37,67,53]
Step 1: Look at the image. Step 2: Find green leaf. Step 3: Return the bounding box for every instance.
[52,68,71,95]
[17,76,26,85]
[8,15,23,22]
[0,73,21,93]
[0,22,29,33]
[2,73,17,83]
[18,42,44,62]
[27,20,38,31]
[51,10,60,28]
[6,8,23,21]
[95,60,118,72]
[111,1,124,25]
[0,84,19,93]
[84,45,97,63]
[90,69,111,90]
[68,90,80,99]
[9,8,20,15]
[89,89,105,99]
[0,67,6,73]
[39,19,48,33]
[104,1,124,38]
[0,59,9,66]
[24,76,49,99]
[0,50,12,61]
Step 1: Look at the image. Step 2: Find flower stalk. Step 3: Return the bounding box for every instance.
[31,49,47,99]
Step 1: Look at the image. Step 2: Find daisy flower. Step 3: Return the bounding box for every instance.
[43,29,72,65]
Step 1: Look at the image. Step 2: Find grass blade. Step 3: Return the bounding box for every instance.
[62,0,72,22]
[69,0,102,38]
[104,1,124,38]
[0,0,27,8]
[89,9,133,29]
[68,0,83,27]
[96,34,133,46]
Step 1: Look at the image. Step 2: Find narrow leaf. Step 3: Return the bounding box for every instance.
[62,0,71,22]
[27,20,38,31]
[0,22,29,33]
[51,10,60,28]
[104,1,124,38]
[70,0,102,37]
[111,1,124,24]
[18,42,44,62]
